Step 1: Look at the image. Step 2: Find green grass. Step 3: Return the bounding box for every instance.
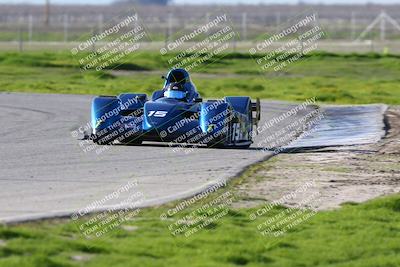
[1,51,400,104]
[0,172,399,267]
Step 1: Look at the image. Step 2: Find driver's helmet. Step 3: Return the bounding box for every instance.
[163,82,187,100]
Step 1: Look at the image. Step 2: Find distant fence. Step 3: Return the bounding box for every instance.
[1,4,400,49]
[2,41,400,54]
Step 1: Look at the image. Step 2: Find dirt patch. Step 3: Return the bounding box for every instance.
[379,108,400,154]
[121,225,138,232]
[70,254,93,262]
[235,106,400,210]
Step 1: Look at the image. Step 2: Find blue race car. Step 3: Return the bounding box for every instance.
[90,68,260,148]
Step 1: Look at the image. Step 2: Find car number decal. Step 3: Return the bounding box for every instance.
[148,111,168,117]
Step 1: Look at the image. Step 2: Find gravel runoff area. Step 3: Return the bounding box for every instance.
[236,106,399,210]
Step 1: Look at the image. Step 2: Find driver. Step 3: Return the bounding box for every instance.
[163,82,188,100]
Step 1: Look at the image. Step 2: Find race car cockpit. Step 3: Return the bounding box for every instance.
[166,68,188,84]
[152,68,200,102]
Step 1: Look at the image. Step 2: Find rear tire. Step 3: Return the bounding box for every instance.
[92,134,113,145]
[206,141,226,149]
[126,140,143,146]
[118,135,143,145]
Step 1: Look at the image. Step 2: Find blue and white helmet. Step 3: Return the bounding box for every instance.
[163,82,187,99]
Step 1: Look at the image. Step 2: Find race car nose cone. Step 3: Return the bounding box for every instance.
[143,101,180,130]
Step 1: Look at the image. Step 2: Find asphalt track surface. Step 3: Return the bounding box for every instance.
[0,93,387,223]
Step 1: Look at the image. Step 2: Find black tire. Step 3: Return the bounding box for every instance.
[92,134,113,145]
[125,140,143,146]
[236,143,251,149]
[119,136,143,145]
[206,141,226,149]
[94,139,113,145]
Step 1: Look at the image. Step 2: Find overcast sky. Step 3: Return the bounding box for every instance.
[2,0,400,4]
